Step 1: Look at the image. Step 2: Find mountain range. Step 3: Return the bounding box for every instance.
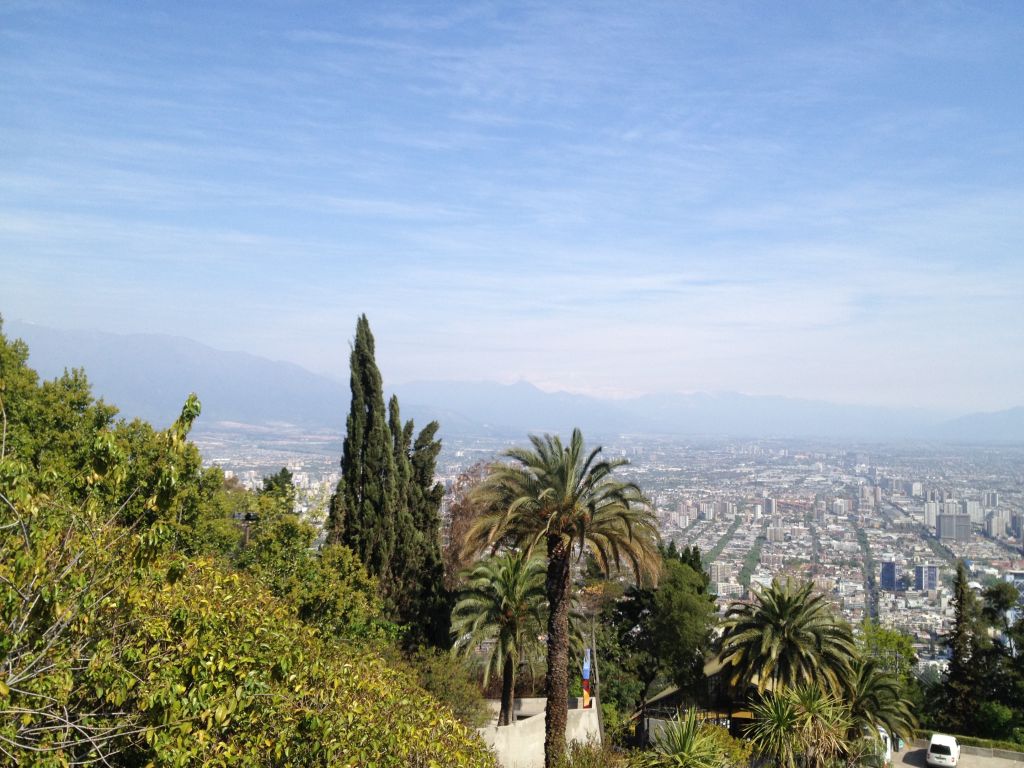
[6,319,1023,442]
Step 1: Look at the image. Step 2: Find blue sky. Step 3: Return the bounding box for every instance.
[2,1,1022,411]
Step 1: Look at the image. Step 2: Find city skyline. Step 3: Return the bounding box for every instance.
[3,2,1023,411]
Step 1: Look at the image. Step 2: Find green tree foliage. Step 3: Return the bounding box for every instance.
[596,545,714,734]
[452,551,547,725]
[468,429,661,768]
[388,396,451,647]
[933,571,1024,740]
[857,619,917,689]
[651,554,715,695]
[708,578,857,698]
[0,323,495,766]
[260,466,296,514]
[328,314,398,580]
[327,316,450,647]
[942,560,981,732]
[400,647,491,729]
[234,503,393,642]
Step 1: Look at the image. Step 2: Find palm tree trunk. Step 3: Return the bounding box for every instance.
[544,538,571,768]
[499,654,515,726]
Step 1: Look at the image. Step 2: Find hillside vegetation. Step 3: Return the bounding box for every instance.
[0,317,494,767]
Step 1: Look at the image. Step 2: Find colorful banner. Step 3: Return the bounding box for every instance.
[582,648,592,708]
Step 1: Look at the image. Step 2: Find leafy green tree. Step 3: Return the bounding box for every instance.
[857,619,917,689]
[982,580,1020,636]
[651,556,715,696]
[401,647,491,729]
[597,581,659,724]
[452,551,547,725]
[468,429,661,768]
[0,325,497,767]
[594,545,713,738]
[260,466,296,514]
[709,578,857,698]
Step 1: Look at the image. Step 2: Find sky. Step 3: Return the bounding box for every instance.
[2,1,1022,412]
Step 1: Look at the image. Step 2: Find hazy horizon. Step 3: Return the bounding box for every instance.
[3,2,1022,412]
[7,317,1013,423]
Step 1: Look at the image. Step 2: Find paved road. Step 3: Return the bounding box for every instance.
[897,747,1023,768]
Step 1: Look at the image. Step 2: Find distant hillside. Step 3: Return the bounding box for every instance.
[397,381,946,440]
[6,320,1022,441]
[8,320,348,429]
[932,406,1024,442]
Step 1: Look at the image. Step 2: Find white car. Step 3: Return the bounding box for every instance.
[926,733,960,767]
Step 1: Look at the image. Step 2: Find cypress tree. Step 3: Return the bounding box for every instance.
[407,419,450,646]
[328,316,451,646]
[328,315,398,582]
[387,396,451,647]
[944,559,979,732]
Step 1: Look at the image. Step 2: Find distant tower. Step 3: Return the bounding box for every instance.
[915,564,939,592]
[880,561,898,592]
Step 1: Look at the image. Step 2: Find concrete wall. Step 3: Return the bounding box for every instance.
[478,698,602,768]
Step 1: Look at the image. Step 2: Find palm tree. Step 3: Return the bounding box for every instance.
[708,578,857,698]
[846,656,917,743]
[467,429,661,768]
[451,550,546,726]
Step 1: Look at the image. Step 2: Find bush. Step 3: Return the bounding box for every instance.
[402,647,491,728]
[555,739,629,768]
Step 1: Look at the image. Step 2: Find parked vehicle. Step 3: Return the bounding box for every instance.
[927,733,960,767]
[877,727,893,767]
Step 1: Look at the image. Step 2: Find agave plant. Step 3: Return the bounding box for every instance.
[749,683,851,768]
[644,709,723,768]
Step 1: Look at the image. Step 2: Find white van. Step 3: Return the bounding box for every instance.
[859,725,893,766]
[877,727,892,767]
[926,733,960,767]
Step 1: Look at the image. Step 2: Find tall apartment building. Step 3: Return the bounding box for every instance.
[880,561,898,591]
[985,491,1000,508]
[937,513,971,542]
[987,509,1011,538]
[962,499,983,525]
[915,564,940,592]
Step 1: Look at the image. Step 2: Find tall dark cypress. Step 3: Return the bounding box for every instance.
[328,316,451,646]
[387,397,451,647]
[944,559,979,732]
[407,420,451,647]
[328,315,398,581]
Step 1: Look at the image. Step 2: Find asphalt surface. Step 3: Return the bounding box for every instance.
[897,747,1024,768]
